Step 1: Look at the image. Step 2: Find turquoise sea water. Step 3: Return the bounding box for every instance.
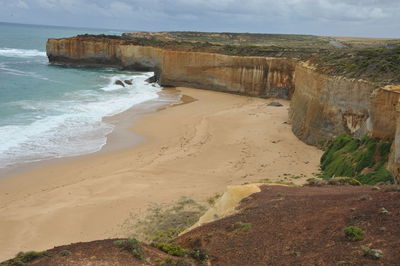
[0,22,161,168]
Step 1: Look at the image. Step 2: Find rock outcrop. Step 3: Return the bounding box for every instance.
[46,35,400,182]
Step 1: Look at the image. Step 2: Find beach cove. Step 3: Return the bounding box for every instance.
[0,87,322,260]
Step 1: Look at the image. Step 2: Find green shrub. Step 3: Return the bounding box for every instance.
[228,222,252,232]
[355,139,376,172]
[59,250,71,256]
[344,226,364,241]
[152,243,187,257]
[321,133,352,168]
[319,134,393,185]
[356,165,393,185]
[114,238,144,260]
[190,249,208,264]
[4,251,50,266]
[379,142,392,162]
[324,155,355,177]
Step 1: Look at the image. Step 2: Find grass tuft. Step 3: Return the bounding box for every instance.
[114,238,144,260]
[344,226,364,241]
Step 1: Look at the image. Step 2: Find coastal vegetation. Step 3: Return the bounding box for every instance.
[122,197,206,244]
[344,226,365,241]
[320,134,393,185]
[114,238,144,260]
[2,251,50,266]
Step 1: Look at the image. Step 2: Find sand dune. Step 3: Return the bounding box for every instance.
[0,87,322,260]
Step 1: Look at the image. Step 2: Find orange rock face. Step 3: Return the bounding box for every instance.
[47,36,400,181]
[47,37,296,99]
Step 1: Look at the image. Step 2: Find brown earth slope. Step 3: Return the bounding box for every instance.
[175,185,400,265]
[3,185,399,265]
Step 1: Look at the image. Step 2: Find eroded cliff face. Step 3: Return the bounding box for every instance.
[47,36,400,182]
[385,85,400,181]
[47,37,296,99]
[291,63,400,143]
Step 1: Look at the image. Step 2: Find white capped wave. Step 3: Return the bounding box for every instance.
[0,48,46,58]
[0,64,49,80]
[0,72,161,168]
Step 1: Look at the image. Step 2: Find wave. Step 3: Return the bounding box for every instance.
[0,72,161,168]
[0,48,46,58]
[0,63,49,80]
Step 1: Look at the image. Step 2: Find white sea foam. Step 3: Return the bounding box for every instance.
[0,48,46,57]
[0,72,161,168]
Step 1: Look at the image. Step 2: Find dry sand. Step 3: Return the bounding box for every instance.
[0,87,322,261]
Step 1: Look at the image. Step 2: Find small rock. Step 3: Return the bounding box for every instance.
[114,80,125,87]
[362,247,383,260]
[379,226,386,232]
[379,207,389,214]
[124,79,133,85]
[267,102,283,107]
[145,75,157,83]
[350,208,356,211]
[372,186,381,190]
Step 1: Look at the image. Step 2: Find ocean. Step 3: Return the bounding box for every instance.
[0,22,164,169]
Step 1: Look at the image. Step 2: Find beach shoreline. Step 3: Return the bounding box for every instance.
[0,87,322,261]
[0,87,182,179]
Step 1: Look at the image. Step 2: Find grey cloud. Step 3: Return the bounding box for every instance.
[0,0,399,37]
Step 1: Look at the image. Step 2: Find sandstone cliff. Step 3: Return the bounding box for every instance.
[46,36,400,182]
[47,37,296,99]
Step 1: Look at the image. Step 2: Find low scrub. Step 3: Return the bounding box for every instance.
[152,243,187,257]
[3,251,50,266]
[306,177,361,187]
[228,221,252,232]
[122,197,206,243]
[344,226,364,241]
[320,134,393,185]
[152,243,208,264]
[114,238,144,260]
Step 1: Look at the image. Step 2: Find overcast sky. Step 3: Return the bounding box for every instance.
[0,0,399,37]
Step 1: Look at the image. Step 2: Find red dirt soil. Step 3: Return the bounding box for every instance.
[175,185,400,265]
[2,185,399,265]
[1,239,189,266]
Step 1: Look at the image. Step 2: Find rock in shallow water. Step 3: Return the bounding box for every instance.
[114,80,125,87]
[145,75,157,83]
[124,79,133,85]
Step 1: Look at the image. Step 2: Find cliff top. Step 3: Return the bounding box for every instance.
[52,32,400,84]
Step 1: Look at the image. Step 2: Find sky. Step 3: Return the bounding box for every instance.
[0,0,399,37]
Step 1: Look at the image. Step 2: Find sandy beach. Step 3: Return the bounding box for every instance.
[0,87,322,261]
